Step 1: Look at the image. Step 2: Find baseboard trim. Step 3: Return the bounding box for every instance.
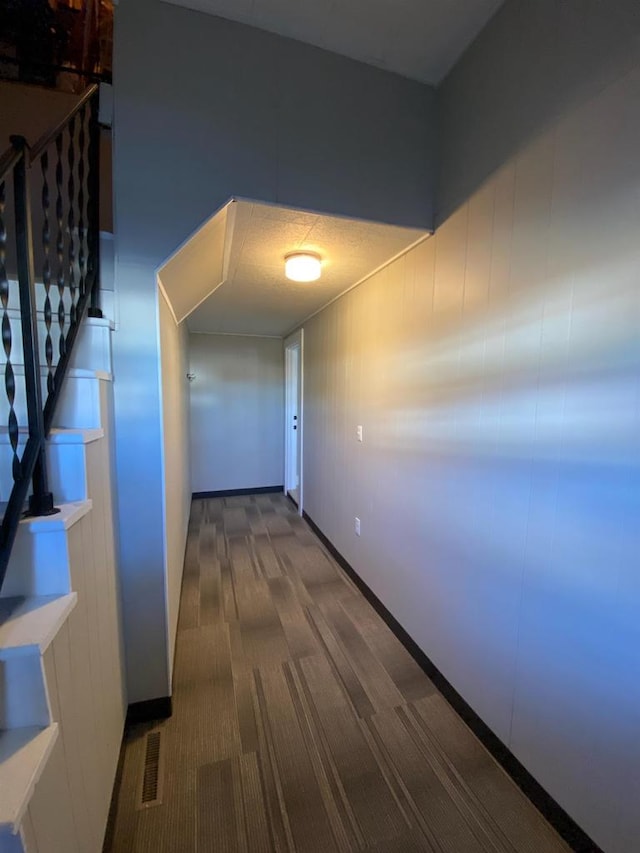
[125,696,172,726]
[192,485,284,499]
[102,726,127,852]
[302,511,601,853]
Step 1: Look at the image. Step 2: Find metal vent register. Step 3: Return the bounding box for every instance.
[138,730,164,809]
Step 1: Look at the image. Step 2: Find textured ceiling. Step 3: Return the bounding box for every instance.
[160,199,427,336]
[161,0,503,85]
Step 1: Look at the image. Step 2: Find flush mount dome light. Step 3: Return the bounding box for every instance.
[285,251,322,282]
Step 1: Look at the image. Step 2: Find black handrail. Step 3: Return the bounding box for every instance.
[31,85,99,161]
[0,85,102,591]
[0,146,22,183]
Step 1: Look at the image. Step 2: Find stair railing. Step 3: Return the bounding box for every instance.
[0,84,102,591]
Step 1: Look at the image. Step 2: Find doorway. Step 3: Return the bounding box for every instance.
[284,329,303,514]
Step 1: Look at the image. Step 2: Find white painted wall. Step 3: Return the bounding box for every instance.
[189,334,284,493]
[301,5,640,851]
[158,291,191,683]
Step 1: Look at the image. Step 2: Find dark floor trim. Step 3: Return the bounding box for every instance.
[102,731,127,852]
[302,510,602,853]
[193,485,284,499]
[125,696,173,726]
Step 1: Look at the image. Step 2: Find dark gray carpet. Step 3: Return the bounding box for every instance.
[106,493,570,853]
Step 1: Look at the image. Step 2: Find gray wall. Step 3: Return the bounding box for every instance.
[189,334,284,493]
[112,0,434,702]
[301,3,640,852]
[437,0,640,224]
[115,0,434,269]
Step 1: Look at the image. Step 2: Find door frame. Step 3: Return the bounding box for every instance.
[284,328,304,516]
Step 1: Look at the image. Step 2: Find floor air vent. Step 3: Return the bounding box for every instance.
[138,730,164,809]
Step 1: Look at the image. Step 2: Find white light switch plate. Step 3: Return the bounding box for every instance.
[356,425,363,442]
[355,517,361,536]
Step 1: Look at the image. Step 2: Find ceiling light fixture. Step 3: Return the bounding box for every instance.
[284,251,322,282]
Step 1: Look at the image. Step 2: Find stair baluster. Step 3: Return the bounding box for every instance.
[0,85,101,590]
[11,135,55,519]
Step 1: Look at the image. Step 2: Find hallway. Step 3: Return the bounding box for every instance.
[106,493,570,852]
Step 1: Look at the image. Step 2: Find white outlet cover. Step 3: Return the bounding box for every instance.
[355,517,361,536]
[356,425,363,442]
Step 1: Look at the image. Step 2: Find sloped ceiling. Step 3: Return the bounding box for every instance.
[158,199,428,336]
[158,204,228,323]
[161,0,504,85]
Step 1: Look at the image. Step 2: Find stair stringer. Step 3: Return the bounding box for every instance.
[0,355,126,852]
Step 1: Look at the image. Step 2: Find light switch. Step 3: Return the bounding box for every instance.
[356,425,363,442]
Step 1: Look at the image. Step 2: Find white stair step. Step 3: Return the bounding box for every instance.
[2,248,115,326]
[0,313,114,375]
[48,429,103,502]
[0,428,104,446]
[0,368,110,431]
[0,429,103,504]
[0,595,77,730]
[0,594,77,659]
[0,657,49,731]
[0,725,58,834]
[53,369,111,430]
[17,500,91,535]
[48,429,103,446]
[1,501,92,598]
[0,826,24,852]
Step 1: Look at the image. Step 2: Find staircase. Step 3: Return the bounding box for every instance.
[0,88,125,852]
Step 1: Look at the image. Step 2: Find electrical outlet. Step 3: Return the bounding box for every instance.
[356,425,363,442]
[355,517,361,536]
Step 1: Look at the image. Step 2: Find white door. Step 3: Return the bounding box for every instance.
[284,329,303,513]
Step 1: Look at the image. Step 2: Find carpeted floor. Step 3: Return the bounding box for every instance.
[105,493,570,853]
